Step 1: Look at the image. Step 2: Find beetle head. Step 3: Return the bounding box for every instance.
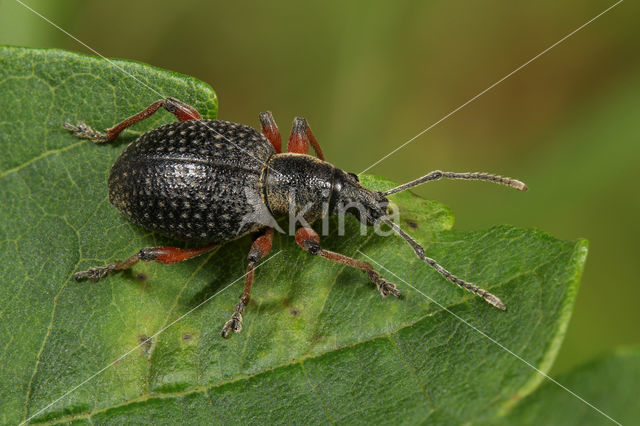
[330,169,389,226]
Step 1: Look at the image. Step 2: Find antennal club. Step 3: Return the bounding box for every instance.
[383,170,527,196]
[382,218,506,310]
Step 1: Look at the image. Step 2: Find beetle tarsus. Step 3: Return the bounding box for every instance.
[74,265,115,282]
[221,301,245,338]
[63,122,108,143]
[371,273,401,298]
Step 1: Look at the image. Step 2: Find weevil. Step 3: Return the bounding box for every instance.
[64,97,527,338]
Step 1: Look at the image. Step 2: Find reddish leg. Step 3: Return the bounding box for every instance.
[287,117,325,161]
[287,117,309,155]
[64,97,202,143]
[259,111,282,153]
[295,227,400,297]
[304,120,325,161]
[74,243,217,282]
[221,227,274,338]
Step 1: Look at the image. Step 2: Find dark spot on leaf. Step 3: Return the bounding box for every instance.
[290,308,300,317]
[182,333,193,342]
[136,272,148,282]
[139,335,152,354]
[405,219,418,229]
[282,297,291,307]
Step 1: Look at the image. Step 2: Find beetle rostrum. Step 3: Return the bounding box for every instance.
[64,97,527,338]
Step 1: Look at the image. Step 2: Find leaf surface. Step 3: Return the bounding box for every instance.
[0,46,587,424]
[502,347,640,425]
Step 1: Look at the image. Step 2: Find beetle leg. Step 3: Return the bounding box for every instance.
[74,243,217,282]
[303,120,325,161]
[259,111,282,153]
[287,117,325,160]
[294,227,401,297]
[287,117,309,155]
[63,97,201,143]
[222,228,274,338]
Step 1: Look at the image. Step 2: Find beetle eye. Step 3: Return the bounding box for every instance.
[348,172,359,182]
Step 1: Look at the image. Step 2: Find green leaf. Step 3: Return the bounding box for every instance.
[502,347,640,425]
[0,46,587,424]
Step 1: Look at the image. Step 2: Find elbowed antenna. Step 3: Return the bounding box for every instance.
[383,170,527,196]
[382,218,506,310]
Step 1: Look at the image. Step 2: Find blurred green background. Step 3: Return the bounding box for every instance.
[1,0,638,374]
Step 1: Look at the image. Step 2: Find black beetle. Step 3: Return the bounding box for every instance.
[64,97,527,338]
